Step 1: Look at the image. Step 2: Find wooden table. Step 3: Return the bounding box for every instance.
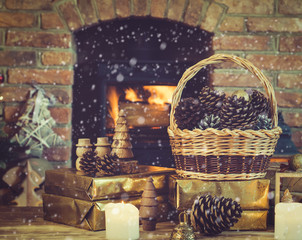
[0,207,274,239]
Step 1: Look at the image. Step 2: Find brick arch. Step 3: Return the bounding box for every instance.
[53,0,224,33]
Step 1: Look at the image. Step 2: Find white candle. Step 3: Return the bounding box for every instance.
[105,202,139,240]
[275,202,302,240]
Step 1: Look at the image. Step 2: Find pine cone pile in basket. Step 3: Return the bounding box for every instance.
[191,194,242,235]
[174,86,272,131]
[174,97,205,130]
[219,90,257,130]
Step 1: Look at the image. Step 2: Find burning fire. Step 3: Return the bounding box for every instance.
[107,85,176,126]
[107,86,121,126]
[143,86,175,105]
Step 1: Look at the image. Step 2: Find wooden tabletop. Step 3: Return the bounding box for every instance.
[0,206,274,240]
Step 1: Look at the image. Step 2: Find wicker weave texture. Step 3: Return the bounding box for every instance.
[167,54,282,180]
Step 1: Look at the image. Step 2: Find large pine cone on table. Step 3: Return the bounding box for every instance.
[191,194,242,235]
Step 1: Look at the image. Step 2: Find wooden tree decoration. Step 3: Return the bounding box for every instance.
[139,176,158,231]
[2,159,47,206]
[11,85,64,158]
[111,110,134,160]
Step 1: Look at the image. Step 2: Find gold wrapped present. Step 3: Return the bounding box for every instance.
[168,175,270,230]
[231,210,267,230]
[169,175,269,210]
[45,166,175,201]
[43,193,171,231]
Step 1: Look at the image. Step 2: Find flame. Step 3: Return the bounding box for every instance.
[125,88,143,102]
[143,86,176,105]
[107,86,121,125]
[107,85,176,127]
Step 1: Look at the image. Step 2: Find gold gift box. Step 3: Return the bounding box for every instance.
[43,193,171,231]
[169,175,269,210]
[168,175,270,230]
[45,166,175,201]
[231,210,267,231]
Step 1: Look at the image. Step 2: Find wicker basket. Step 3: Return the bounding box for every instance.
[167,54,282,180]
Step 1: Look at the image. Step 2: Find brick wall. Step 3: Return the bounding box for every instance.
[0,0,301,167]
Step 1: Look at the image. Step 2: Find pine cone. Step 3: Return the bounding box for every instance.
[250,90,270,116]
[96,154,119,176]
[219,92,257,130]
[79,150,99,175]
[198,114,221,130]
[198,86,225,115]
[253,114,272,130]
[174,97,204,130]
[191,194,242,235]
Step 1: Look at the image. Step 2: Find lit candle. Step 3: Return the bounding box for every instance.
[105,202,139,240]
[275,190,302,240]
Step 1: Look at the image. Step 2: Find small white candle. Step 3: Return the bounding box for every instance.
[275,202,302,240]
[105,202,139,240]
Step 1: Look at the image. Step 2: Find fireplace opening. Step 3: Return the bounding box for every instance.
[73,17,213,167]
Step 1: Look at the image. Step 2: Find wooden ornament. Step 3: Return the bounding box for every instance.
[94,137,111,159]
[140,176,158,231]
[111,110,134,160]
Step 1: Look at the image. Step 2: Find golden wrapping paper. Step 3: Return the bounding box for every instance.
[231,210,268,230]
[45,166,175,201]
[43,193,171,231]
[169,175,270,210]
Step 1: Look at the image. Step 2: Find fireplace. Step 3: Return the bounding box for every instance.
[73,17,213,166]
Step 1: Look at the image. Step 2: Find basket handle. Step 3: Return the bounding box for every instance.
[169,54,278,130]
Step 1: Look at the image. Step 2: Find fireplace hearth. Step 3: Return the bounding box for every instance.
[73,17,213,167]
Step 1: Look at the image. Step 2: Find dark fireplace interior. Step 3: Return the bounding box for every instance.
[73,17,213,167]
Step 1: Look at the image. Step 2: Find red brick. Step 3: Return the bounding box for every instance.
[0,51,36,66]
[184,0,204,26]
[151,0,167,18]
[246,54,302,71]
[275,91,302,108]
[292,130,302,148]
[167,0,186,21]
[211,72,271,87]
[59,0,83,31]
[279,0,302,15]
[213,36,271,51]
[77,0,98,25]
[53,126,71,141]
[0,86,72,105]
[49,107,72,124]
[200,2,224,32]
[280,36,302,52]
[41,12,65,30]
[283,112,302,128]
[247,17,302,33]
[278,73,302,89]
[6,0,53,10]
[219,16,244,32]
[0,12,35,27]
[6,31,71,48]
[4,105,22,122]
[0,87,29,103]
[8,68,73,85]
[41,51,74,66]
[95,0,115,20]
[133,0,148,16]
[115,0,131,18]
[43,146,71,162]
[215,0,274,14]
